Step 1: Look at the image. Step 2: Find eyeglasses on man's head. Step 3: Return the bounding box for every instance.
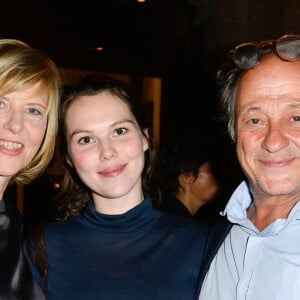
[229,34,300,70]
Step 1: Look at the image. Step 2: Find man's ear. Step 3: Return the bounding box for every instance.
[178,172,194,187]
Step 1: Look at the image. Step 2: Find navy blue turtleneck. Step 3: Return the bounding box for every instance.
[27,194,208,300]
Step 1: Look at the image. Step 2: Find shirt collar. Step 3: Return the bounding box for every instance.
[221,180,300,235]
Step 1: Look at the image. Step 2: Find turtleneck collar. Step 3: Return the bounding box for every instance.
[79,194,161,233]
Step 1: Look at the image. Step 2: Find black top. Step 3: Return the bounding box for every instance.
[0,198,45,299]
[161,196,222,226]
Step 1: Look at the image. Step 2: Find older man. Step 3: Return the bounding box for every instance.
[198,34,300,300]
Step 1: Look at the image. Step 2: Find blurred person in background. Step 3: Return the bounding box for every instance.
[155,137,224,226]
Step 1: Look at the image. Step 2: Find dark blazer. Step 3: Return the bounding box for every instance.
[196,216,233,297]
[0,199,45,299]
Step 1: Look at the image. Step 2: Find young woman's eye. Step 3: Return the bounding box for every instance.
[292,115,300,122]
[78,136,94,144]
[114,128,127,136]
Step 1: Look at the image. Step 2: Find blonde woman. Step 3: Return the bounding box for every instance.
[0,39,61,299]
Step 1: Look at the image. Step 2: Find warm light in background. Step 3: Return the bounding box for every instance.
[137,0,145,3]
[96,46,104,52]
[53,182,61,189]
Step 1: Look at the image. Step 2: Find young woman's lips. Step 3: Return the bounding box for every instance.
[99,164,126,177]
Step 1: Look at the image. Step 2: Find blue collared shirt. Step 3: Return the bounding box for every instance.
[199,181,300,300]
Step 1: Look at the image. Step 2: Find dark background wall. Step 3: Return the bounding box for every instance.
[3,0,300,222]
[3,0,300,143]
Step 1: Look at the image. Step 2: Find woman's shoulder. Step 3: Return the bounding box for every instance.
[44,216,80,236]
